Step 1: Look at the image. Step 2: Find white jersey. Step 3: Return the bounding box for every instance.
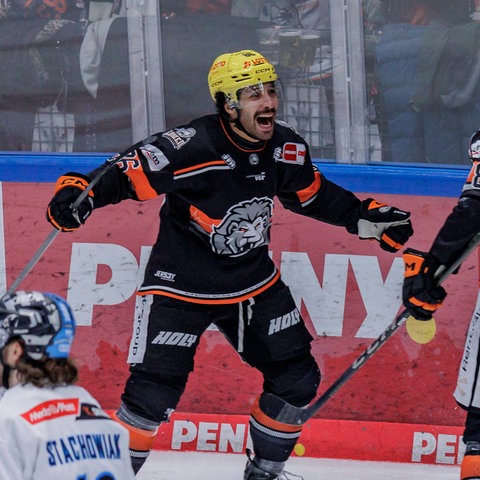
[0,383,135,480]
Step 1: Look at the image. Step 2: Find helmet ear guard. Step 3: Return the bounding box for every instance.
[0,291,75,360]
[208,50,278,107]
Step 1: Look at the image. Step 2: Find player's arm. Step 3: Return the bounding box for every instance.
[402,134,480,319]
[278,164,413,252]
[47,141,174,232]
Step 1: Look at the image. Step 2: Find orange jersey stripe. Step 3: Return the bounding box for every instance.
[175,160,227,176]
[138,271,281,305]
[190,205,221,234]
[120,153,158,200]
[296,170,321,204]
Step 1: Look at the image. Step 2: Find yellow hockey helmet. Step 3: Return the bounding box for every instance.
[208,50,278,105]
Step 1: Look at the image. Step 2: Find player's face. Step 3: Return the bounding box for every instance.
[234,82,278,141]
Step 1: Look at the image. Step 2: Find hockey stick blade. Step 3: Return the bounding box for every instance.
[263,231,480,426]
[2,135,158,299]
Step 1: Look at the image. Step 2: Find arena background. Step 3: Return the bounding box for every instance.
[0,156,473,466]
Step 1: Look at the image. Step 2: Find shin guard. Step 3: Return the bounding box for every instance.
[249,395,305,463]
[112,403,160,474]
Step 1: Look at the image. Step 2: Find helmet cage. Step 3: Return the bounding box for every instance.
[0,291,75,360]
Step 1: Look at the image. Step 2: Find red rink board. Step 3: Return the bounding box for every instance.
[0,181,476,464]
[150,411,464,466]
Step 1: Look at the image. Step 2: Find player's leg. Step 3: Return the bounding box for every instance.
[217,282,320,479]
[454,293,480,480]
[113,295,212,473]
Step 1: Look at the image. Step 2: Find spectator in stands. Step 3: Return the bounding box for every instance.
[0,0,86,151]
[373,0,479,164]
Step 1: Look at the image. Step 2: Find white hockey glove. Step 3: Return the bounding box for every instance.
[356,198,413,252]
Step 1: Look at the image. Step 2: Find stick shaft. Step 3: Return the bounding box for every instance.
[2,136,157,299]
[3,228,60,298]
[267,231,480,425]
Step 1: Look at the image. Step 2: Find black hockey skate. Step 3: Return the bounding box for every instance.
[243,449,304,480]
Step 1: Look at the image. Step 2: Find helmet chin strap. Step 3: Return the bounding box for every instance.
[229,107,262,142]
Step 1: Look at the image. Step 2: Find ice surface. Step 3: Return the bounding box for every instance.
[136,450,458,479]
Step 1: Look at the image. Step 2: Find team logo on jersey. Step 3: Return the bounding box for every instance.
[162,127,196,149]
[77,402,111,420]
[140,144,170,172]
[275,143,306,165]
[21,398,80,425]
[211,197,274,256]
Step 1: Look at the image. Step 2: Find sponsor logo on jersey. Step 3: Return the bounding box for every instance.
[211,197,274,257]
[154,270,176,282]
[21,398,80,425]
[151,331,197,347]
[162,128,196,150]
[268,308,301,335]
[246,172,266,181]
[221,153,236,169]
[275,143,306,165]
[140,144,170,172]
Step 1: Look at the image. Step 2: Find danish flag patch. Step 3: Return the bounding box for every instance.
[281,143,306,165]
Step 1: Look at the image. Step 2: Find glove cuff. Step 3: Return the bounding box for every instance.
[403,248,441,280]
[54,172,93,197]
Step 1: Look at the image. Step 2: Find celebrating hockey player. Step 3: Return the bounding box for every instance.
[0,290,135,480]
[46,50,413,479]
[402,129,480,480]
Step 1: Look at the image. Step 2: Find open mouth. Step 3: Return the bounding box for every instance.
[256,112,275,130]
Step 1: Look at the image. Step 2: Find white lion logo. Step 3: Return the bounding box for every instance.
[211,197,274,256]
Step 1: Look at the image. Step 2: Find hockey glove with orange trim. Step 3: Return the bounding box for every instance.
[47,172,94,232]
[402,248,446,320]
[356,198,413,252]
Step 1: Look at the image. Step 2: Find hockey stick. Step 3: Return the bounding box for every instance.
[262,231,480,426]
[2,135,157,299]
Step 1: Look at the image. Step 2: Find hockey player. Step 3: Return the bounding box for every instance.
[402,129,480,480]
[46,50,413,479]
[0,290,135,480]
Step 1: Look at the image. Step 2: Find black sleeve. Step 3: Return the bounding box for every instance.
[430,194,480,266]
[278,171,362,229]
[87,162,137,208]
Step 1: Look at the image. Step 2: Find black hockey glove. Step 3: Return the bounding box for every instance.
[402,248,447,320]
[357,198,413,252]
[47,172,94,232]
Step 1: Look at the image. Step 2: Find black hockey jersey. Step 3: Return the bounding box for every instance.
[429,160,480,266]
[89,114,362,304]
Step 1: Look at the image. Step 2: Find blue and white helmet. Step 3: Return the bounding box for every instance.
[0,291,75,360]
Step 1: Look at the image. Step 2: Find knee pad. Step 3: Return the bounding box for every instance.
[122,370,188,422]
[264,354,320,407]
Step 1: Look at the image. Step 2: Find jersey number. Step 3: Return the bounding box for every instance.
[76,474,114,480]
